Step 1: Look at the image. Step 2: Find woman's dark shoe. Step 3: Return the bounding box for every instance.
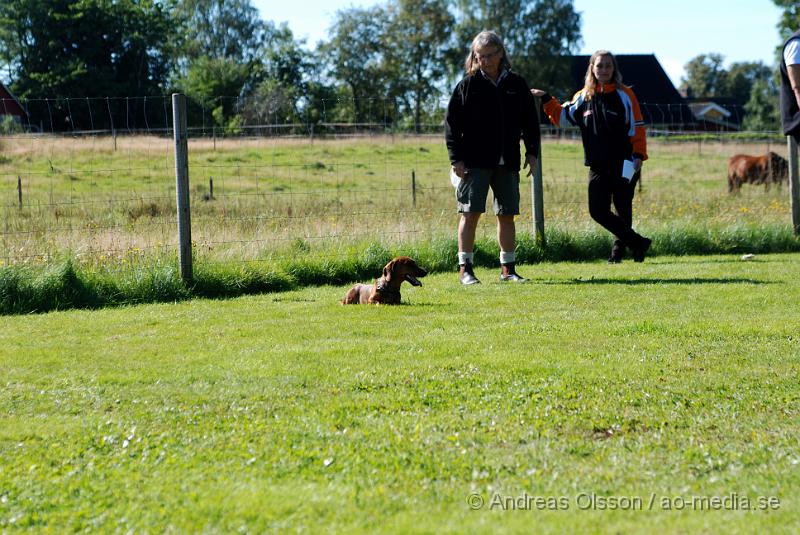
[608,241,624,264]
[500,262,528,282]
[632,237,652,263]
[459,262,481,285]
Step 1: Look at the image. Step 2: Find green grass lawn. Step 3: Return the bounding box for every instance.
[2,253,799,532]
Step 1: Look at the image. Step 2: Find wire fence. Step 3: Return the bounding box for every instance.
[3,94,764,136]
[1,95,795,272]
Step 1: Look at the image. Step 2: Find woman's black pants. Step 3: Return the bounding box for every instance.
[587,167,644,250]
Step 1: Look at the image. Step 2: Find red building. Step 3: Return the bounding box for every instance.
[0,83,27,123]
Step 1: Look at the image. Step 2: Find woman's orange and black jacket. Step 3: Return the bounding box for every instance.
[540,84,647,173]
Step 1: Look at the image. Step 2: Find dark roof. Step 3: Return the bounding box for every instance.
[0,83,27,118]
[568,54,695,125]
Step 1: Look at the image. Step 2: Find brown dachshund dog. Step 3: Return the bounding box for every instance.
[341,256,427,304]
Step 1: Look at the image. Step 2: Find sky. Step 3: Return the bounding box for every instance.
[255,0,785,87]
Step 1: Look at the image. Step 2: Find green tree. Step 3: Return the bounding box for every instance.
[175,0,265,63]
[240,23,324,128]
[320,6,393,124]
[0,0,175,130]
[773,0,800,42]
[259,23,310,91]
[384,0,454,131]
[449,0,582,97]
[245,79,300,125]
[299,80,341,126]
[679,53,728,98]
[681,56,772,106]
[743,78,780,131]
[174,2,320,129]
[175,56,249,130]
[726,61,773,106]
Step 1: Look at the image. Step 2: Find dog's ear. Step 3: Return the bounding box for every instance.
[382,260,395,281]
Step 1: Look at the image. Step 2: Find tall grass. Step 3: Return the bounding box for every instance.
[1,222,797,314]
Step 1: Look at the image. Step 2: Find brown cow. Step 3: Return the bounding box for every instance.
[727,151,788,192]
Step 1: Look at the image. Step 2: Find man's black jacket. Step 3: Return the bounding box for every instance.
[445,70,540,171]
[780,29,800,137]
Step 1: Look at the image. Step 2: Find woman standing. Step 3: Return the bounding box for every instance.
[532,50,651,263]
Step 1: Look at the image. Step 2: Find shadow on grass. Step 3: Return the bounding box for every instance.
[335,301,447,308]
[549,277,769,285]
[652,258,767,265]
[270,296,317,303]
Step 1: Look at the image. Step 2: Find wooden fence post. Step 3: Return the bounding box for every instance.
[172,93,193,282]
[531,97,545,247]
[789,135,800,235]
[411,170,416,208]
[17,176,22,208]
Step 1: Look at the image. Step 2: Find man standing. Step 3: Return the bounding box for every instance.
[780,29,800,142]
[445,31,540,285]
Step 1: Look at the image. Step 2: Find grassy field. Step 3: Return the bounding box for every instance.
[1,133,795,268]
[2,253,798,532]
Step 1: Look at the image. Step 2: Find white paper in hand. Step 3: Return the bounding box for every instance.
[450,168,461,188]
[622,160,636,181]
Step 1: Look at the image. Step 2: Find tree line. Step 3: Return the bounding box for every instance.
[0,0,796,132]
[680,55,778,131]
[0,0,581,132]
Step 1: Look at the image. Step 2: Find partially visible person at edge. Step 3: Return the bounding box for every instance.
[781,29,800,143]
[445,30,540,285]
[531,50,651,263]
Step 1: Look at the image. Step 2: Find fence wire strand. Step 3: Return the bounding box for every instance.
[0,95,793,270]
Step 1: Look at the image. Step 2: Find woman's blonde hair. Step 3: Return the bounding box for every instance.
[464,31,512,76]
[583,50,623,100]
